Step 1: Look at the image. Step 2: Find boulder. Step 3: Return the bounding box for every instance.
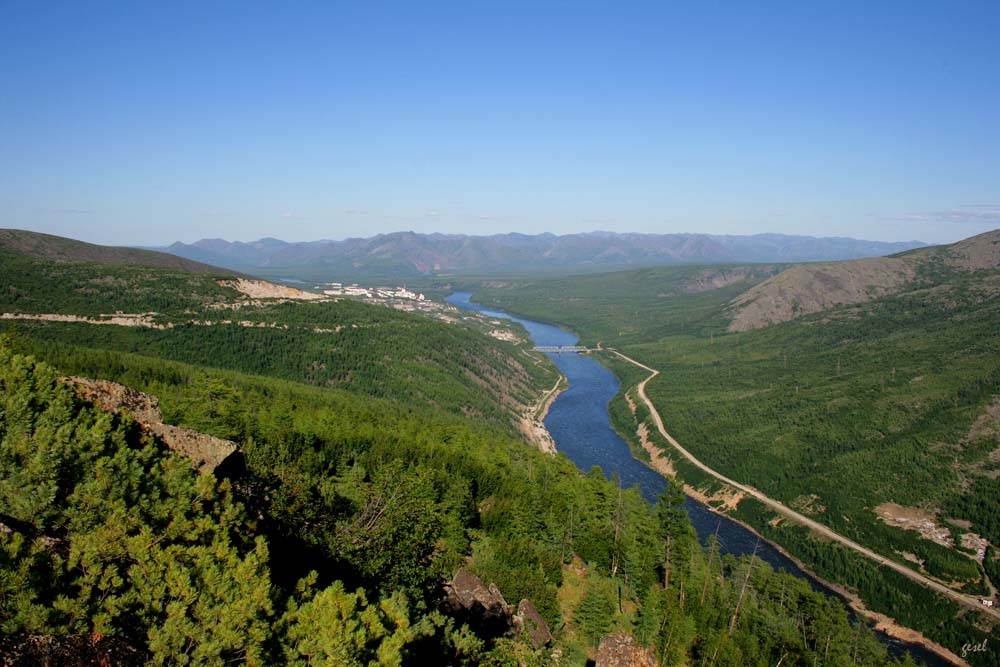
[514,598,552,648]
[444,569,555,648]
[445,569,514,617]
[444,569,514,638]
[66,376,162,424]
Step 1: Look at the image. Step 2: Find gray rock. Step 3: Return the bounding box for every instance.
[514,598,552,648]
[445,569,513,617]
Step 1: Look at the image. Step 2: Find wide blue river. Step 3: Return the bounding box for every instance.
[447,291,946,666]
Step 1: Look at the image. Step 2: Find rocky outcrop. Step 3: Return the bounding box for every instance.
[63,377,243,475]
[513,598,552,649]
[67,377,162,424]
[445,569,513,617]
[219,278,325,301]
[595,634,659,667]
[0,633,146,667]
[443,569,552,647]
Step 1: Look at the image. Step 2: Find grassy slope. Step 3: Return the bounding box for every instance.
[0,228,238,274]
[467,264,783,345]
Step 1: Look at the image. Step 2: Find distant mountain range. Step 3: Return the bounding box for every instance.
[158,231,928,281]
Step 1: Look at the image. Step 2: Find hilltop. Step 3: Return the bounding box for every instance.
[727,229,1000,331]
[160,231,926,281]
[0,228,241,275]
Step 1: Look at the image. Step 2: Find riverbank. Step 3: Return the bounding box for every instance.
[607,349,969,667]
[448,291,965,666]
[518,374,565,455]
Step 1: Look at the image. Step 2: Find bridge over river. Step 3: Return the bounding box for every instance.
[532,345,591,353]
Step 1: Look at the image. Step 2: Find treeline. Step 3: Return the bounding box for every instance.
[3,304,552,431]
[0,342,917,665]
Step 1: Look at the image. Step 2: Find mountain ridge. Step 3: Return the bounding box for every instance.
[0,228,242,276]
[727,228,1000,331]
[158,231,927,280]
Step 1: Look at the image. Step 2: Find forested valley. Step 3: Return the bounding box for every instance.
[469,231,1000,663]
[0,235,922,665]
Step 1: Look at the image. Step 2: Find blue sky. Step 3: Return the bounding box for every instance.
[2,1,998,245]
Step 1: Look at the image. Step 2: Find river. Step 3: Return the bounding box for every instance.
[446,291,949,666]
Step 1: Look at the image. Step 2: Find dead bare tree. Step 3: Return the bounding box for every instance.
[728,540,759,636]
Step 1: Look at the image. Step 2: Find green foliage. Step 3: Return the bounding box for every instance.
[0,337,926,665]
[281,579,435,667]
[0,248,238,316]
[470,261,1000,660]
[0,242,557,430]
[0,236,965,665]
[573,575,617,649]
[478,638,551,667]
[3,298,553,428]
[468,264,781,346]
[0,347,274,664]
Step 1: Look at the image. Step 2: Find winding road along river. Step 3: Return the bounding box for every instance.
[447,291,950,667]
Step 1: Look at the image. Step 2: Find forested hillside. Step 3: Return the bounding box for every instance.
[0,240,554,429]
[0,343,917,666]
[0,230,927,665]
[0,229,236,275]
[469,230,1000,661]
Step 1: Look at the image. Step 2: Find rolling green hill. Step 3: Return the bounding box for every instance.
[0,338,919,666]
[0,228,241,275]
[0,237,555,428]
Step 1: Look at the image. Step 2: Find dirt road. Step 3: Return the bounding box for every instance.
[610,349,1000,623]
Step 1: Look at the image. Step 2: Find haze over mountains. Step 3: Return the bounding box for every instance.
[160,231,927,280]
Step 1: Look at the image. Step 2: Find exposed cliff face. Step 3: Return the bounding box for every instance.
[62,377,243,475]
[218,278,325,301]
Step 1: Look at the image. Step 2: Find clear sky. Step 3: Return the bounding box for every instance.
[2,1,998,246]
